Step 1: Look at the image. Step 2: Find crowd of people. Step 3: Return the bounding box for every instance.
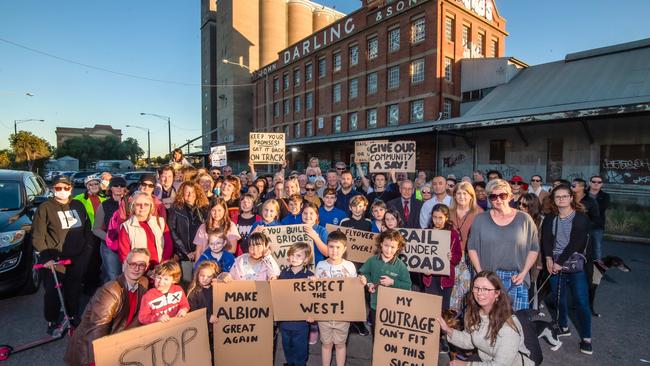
[31,147,611,365]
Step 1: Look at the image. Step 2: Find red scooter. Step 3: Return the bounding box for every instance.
[0,259,72,361]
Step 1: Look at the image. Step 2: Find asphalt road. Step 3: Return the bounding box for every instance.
[0,240,648,366]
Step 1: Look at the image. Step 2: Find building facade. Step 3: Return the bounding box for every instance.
[55,124,122,148]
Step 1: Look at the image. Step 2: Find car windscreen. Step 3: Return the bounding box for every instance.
[0,181,22,211]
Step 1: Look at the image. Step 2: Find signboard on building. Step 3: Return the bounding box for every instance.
[249,133,285,164]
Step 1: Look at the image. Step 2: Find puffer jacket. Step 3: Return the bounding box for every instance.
[63,274,148,365]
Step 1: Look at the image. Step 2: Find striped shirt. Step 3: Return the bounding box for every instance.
[552,210,576,259]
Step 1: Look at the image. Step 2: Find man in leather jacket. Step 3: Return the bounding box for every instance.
[64,248,151,366]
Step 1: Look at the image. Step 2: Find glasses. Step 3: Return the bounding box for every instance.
[472,286,497,294]
[305,188,315,191]
[447,184,455,188]
[591,180,602,184]
[336,168,345,171]
[87,182,99,186]
[510,181,523,186]
[421,190,432,194]
[488,193,508,201]
[111,184,126,188]
[555,195,572,200]
[570,184,578,188]
[53,186,72,192]
[140,183,155,188]
[135,202,152,207]
[127,262,148,270]
[531,179,542,182]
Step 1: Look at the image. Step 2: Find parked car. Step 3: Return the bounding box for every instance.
[71,171,99,188]
[0,169,49,295]
[44,171,61,183]
[123,171,157,191]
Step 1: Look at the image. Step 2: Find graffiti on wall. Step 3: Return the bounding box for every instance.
[481,164,520,179]
[442,153,466,168]
[600,145,650,185]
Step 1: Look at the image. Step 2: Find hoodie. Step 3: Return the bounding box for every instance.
[32,198,92,262]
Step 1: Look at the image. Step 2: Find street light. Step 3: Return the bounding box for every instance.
[140,112,171,157]
[222,59,252,72]
[14,119,45,135]
[126,124,151,168]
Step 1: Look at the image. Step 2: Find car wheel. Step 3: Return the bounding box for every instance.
[20,250,40,295]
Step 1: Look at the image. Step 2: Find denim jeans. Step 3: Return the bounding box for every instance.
[100,242,122,283]
[280,323,309,366]
[549,271,592,339]
[591,229,604,260]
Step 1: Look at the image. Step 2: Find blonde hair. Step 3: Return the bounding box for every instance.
[154,260,182,283]
[486,179,512,196]
[129,191,155,218]
[187,261,220,296]
[451,181,480,214]
[261,199,280,221]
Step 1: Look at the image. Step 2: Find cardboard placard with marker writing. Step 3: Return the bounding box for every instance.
[397,228,451,276]
[210,145,227,167]
[262,224,315,270]
[372,286,442,366]
[93,308,210,366]
[249,132,285,164]
[213,281,274,366]
[270,278,366,321]
[368,140,416,172]
[325,224,378,263]
[355,139,388,163]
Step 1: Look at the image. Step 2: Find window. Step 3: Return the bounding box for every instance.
[387,66,400,89]
[387,104,399,126]
[368,37,378,60]
[294,96,301,112]
[284,125,290,137]
[283,99,290,115]
[318,58,326,77]
[306,120,313,136]
[444,58,453,82]
[491,38,499,57]
[489,139,506,164]
[318,117,324,129]
[294,123,301,138]
[388,28,400,52]
[410,58,424,83]
[305,92,313,110]
[273,77,279,93]
[349,44,359,66]
[333,83,342,103]
[443,98,452,119]
[305,63,313,82]
[273,102,280,117]
[410,99,424,122]
[349,112,358,131]
[367,72,378,94]
[333,52,342,71]
[283,73,289,89]
[333,115,342,133]
[367,108,377,128]
[293,69,301,85]
[349,78,358,99]
[462,25,471,54]
[445,17,455,42]
[477,32,486,56]
[411,18,425,43]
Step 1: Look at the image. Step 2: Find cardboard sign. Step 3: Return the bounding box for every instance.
[372,286,442,366]
[270,278,366,321]
[355,139,388,163]
[210,145,227,167]
[214,281,274,366]
[326,224,378,263]
[262,225,315,270]
[249,132,285,164]
[93,308,210,366]
[368,140,416,172]
[397,228,451,276]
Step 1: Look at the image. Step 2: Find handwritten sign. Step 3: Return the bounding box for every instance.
[210,145,227,167]
[373,286,441,366]
[326,224,378,263]
[249,132,285,164]
[397,229,450,276]
[368,141,416,172]
[93,309,210,366]
[270,278,366,321]
[355,139,388,163]
[214,281,274,366]
[262,225,315,270]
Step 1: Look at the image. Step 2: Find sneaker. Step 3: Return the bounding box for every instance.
[580,340,593,355]
[309,329,319,345]
[354,321,369,336]
[46,322,58,336]
[558,327,571,337]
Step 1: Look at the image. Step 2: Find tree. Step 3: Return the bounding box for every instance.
[57,135,144,168]
[10,132,53,171]
[0,149,13,168]
[120,138,144,164]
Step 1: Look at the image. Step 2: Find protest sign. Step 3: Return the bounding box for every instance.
[355,139,388,163]
[93,308,210,366]
[372,286,442,366]
[214,281,274,366]
[326,224,377,263]
[368,140,416,172]
[262,224,315,270]
[270,278,366,321]
[210,145,227,167]
[397,228,450,276]
[249,132,285,164]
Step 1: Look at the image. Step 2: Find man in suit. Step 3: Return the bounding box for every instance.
[387,179,422,228]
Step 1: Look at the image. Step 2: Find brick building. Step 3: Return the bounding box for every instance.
[233,0,507,170]
[55,124,122,149]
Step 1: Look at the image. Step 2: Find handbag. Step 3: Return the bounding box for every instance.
[553,215,588,274]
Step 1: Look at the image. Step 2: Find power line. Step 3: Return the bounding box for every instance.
[0,37,255,88]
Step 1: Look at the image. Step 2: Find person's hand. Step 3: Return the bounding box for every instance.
[177,309,188,318]
[306,316,315,323]
[358,275,367,286]
[379,275,394,287]
[268,275,277,281]
[552,263,563,274]
[248,161,254,169]
[450,360,468,366]
[43,260,56,270]
[511,272,526,286]
[159,314,171,323]
[209,315,219,324]
[367,283,376,294]
[222,273,233,283]
[307,276,318,282]
[263,247,272,257]
[172,254,180,262]
[435,316,452,335]
[305,226,318,240]
[281,160,288,169]
[545,258,554,274]
[252,225,264,234]
[187,252,196,261]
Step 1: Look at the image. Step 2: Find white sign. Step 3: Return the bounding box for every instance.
[210,145,227,167]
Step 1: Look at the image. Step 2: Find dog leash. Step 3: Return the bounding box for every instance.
[528,273,552,305]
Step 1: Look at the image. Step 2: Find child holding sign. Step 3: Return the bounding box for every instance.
[278,242,315,366]
[426,204,462,312]
[243,199,280,253]
[187,261,220,353]
[313,231,367,366]
[301,202,329,264]
[358,229,412,336]
[138,260,190,324]
[224,232,281,281]
[194,230,235,273]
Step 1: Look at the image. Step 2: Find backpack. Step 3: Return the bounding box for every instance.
[514,309,543,366]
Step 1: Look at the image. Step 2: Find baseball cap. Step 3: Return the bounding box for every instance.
[139,173,156,184]
[109,176,127,188]
[53,176,72,186]
[84,174,101,186]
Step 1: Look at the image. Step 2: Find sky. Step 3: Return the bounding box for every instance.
[1,0,650,157]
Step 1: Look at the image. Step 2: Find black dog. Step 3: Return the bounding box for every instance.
[590,255,631,317]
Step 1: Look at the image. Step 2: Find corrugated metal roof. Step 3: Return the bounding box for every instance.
[436,38,650,130]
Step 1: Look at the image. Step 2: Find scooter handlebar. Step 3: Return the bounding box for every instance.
[33,259,72,270]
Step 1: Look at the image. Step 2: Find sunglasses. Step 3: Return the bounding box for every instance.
[488,193,508,201]
[305,188,315,191]
[53,186,72,192]
[336,168,345,171]
[140,183,155,188]
[571,184,578,188]
[111,184,126,188]
[127,261,148,270]
[510,181,523,185]
[531,179,542,182]
[591,180,602,184]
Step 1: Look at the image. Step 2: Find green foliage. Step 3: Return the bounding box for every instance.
[0,149,14,168]
[606,205,650,237]
[9,131,53,171]
[56,135,144,168]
